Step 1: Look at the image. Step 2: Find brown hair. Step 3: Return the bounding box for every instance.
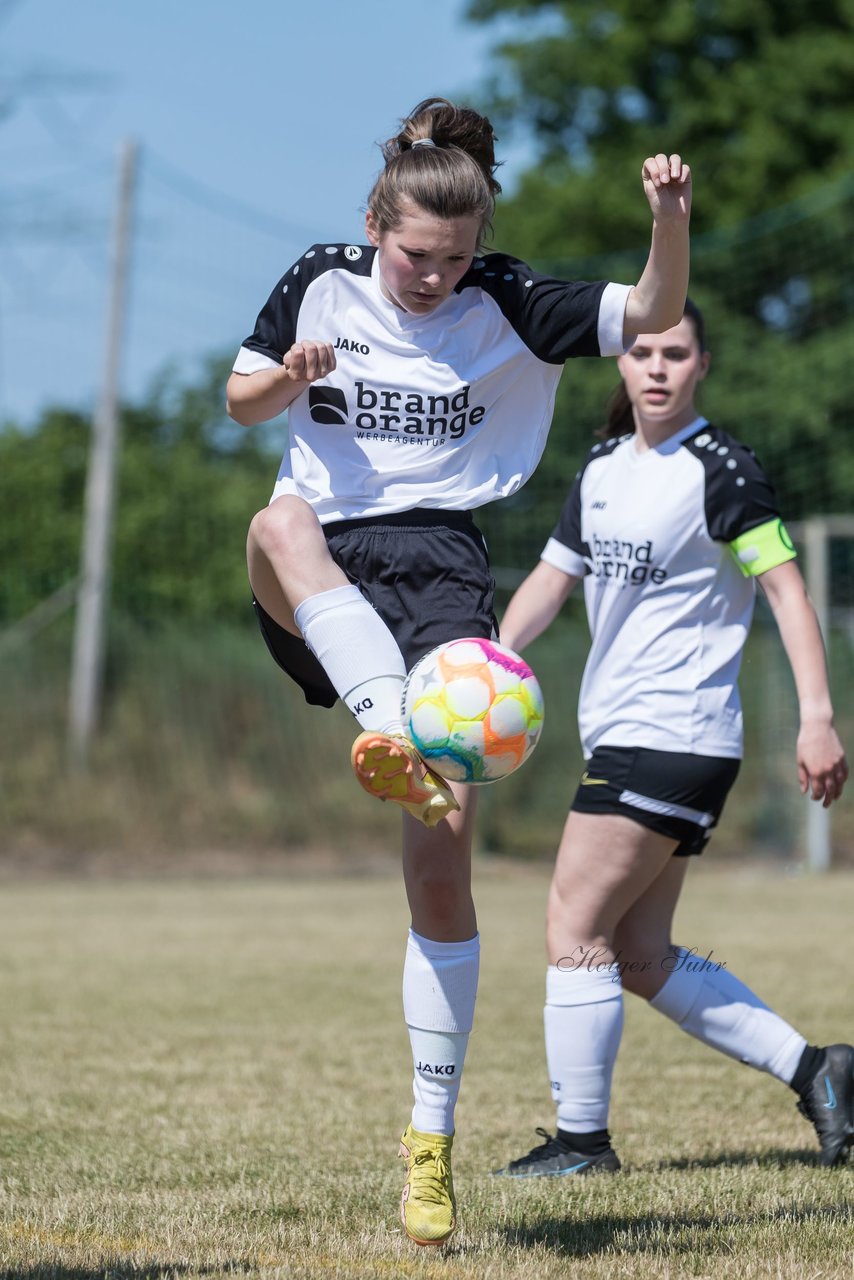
[367,97,502,241]
[598,298,707,439]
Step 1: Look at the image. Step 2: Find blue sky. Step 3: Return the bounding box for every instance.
[1,0,524,426]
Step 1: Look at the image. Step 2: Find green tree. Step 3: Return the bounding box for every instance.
[470,0,854,253]
[0,409,88,622]
[465,0,854,558]
[0,356,280,629]
[112,356,272,625]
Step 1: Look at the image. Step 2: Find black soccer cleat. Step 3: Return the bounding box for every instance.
[493,1128,621,1178]
[796,1043,854,1167]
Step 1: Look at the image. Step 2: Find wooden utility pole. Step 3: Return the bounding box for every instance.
[68,139,137,769]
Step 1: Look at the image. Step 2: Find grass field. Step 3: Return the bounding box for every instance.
[1,862,852,1279]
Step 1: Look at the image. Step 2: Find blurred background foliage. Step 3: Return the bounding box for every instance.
[2,0,854,866]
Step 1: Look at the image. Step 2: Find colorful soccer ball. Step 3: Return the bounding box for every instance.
[401,638,545,784]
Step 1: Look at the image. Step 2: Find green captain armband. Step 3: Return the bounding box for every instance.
[729,518,797,577]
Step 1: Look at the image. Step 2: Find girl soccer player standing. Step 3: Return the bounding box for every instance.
[227,97,692,1244]
[496,300,852,1178]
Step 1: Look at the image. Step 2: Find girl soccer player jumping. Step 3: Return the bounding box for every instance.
[227,97,692,1244]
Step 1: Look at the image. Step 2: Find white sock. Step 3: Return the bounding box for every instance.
[293,585,406,733]
[544,964,624,1133]
[402,929,480,1135]
[649,947,806,1082]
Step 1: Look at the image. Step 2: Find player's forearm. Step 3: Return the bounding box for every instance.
[501,563,577,652]
[501,589,554,652]
[779,612,834,725]
[624,221,690,340]
[226,368,307,427]
[762,569,835,724]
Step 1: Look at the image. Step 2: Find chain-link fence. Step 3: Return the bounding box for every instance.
[2,180,853,867]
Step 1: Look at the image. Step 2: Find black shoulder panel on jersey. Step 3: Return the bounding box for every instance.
[240,244,376,364]
[682,423,783,543]
[551,474,586,560]
[550,435,630,562]
[457,252,609,364]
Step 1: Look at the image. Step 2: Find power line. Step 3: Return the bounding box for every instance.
[144,148,319,244]
[538,171,854,273]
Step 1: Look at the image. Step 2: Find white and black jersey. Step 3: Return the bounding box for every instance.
[233,244,631,522]
[542,418,797,759]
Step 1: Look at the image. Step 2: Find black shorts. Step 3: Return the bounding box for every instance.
[570,745,741,856]
[253,509,498,708]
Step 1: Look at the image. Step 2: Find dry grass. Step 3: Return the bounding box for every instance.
[0,861,851,1278]
[5,616,854,868]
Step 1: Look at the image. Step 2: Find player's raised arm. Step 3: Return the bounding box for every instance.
[226,340,336,427]
[623,153,692,342]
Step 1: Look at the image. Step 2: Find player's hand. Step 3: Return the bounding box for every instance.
[281,340,336,384]
[796,721,848,807]
[642,153,692,224]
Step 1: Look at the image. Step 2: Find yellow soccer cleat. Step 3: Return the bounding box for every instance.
[398,1124,456,1247]
[351,732,460,828]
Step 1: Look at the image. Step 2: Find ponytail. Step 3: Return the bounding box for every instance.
[368,98,501,241]
[597,382,635,440]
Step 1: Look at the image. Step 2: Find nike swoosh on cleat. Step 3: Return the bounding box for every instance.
[556,1161,591,1175]
[823,1077,837,1109]
[580,773,609,786]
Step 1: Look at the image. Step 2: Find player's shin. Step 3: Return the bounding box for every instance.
[545,964,624,1140]
[398,930,478,1246]
[650,946,805,1080]
[294,584,406,733]
[402,929,480,1134]
[493,964,624,1176]
[408,1028,469,1132]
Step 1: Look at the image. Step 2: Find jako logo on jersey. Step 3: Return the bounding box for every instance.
[416,1061,456,1076]
[590,533,668,585]
[592,500,607,510]
[333,337,370,354]
[308,386,348,425]
[352,697,373,715]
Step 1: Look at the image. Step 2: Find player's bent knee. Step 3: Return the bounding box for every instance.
[413,889,473,936]
[613,925,673,997]
[546,874,583,924]
[406,858,473,932]
[249,496,323,565]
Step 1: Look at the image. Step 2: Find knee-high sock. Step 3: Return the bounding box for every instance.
[294,585,406,733]
[649,947,806,1082]
[545,964,624,1133]
[402,929,480,1135]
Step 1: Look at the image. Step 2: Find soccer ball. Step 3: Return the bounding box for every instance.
[401,638,545,784]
